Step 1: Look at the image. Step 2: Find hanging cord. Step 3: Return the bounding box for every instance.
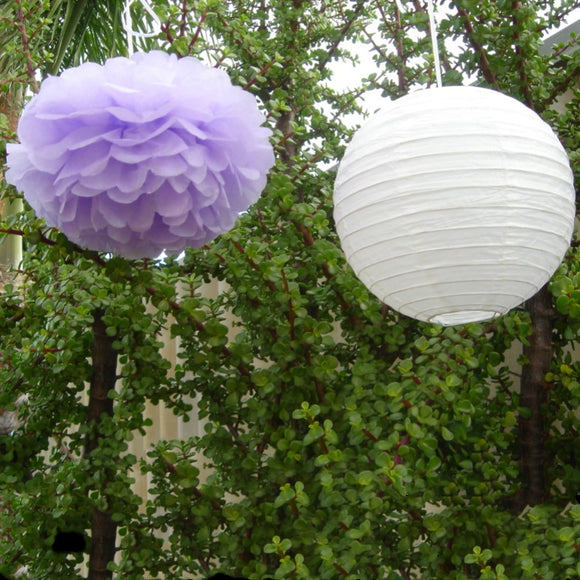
[122,0,161,56]
[426,0,443,87]
[394,0,406,13]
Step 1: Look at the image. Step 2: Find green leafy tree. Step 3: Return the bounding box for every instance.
[2,1,580,579]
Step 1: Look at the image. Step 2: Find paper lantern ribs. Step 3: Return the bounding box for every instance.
[333,86,576,325]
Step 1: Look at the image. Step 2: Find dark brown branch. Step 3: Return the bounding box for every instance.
[14,0,39,93]
[456,6,499,89]
[541,63,580,111]
[316,0,367,73]
[276,110,298,167]
[392,0,407,92]
[372,0,412,93]
[180,0,188,38]
[188,5,210,50]
[333,563,350,577]
[244,58,279,90]
[86,311,118,580]
[511,1,535,109]
[144,284,252,378]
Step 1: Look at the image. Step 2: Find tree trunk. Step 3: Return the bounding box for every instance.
[86,311,118,580]
[516,285,552,509]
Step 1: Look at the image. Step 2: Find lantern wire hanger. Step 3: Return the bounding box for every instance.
[122,0,161,56]
[426,0,443,87]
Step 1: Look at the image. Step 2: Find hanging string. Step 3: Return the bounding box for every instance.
[123,0,135,56]
[122,0,161,56]
[426,0,443,87]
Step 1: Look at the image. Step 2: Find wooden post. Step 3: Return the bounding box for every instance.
[0,89,23,275]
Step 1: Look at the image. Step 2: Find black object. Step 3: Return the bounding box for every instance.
[51,530,86,553]
[207,575,274,580]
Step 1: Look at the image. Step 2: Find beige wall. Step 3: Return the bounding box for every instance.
[128,277,235,500]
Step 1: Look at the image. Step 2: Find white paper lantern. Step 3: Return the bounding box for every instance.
[334,86,576,325]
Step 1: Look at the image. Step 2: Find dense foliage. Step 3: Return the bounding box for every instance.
[1,1,580,579]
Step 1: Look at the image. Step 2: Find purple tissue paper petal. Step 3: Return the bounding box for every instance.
[5,51,275,258]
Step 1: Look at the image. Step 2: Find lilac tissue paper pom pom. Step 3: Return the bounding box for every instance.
[5,51,275,259]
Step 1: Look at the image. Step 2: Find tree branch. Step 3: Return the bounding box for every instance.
[316,0,367,73]
[511,0,535,109]
[14,0,39,93]
[456,6,500,89]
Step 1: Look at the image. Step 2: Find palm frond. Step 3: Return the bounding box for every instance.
[47,0,128,72]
